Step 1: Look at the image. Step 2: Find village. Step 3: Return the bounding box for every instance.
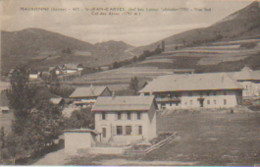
[1,0,260,166]
[1,52,260,165]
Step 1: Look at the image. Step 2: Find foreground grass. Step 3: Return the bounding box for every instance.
[67,111,260,166]
[145,111,260,166]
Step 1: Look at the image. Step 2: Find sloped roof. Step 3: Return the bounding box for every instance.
[92,96,155,112]
[139,73,243,93]
[230,67,260,81]
[0,106,9,110]
[70,86,108,98]
[50,97,63,104]
[65,128,98,135]
[64,63,79,69]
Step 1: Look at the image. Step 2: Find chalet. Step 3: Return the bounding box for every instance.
[69,86,112,107]
[139,73,243,110]
[229,66,260,98]
[92,96,157,145]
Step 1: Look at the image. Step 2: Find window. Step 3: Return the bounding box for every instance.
[224,91,226,95]
[127,112,131,120]
[137,112,141,120]
[224,99,227,105]
[213,91,217,96]
[102,112,106,120]
[144,93,150,96]
[117,113,121,120]
[126,126,132,135]
[138,126,142,135]
[161,103,166,109]
[188,92,193,96]
[207,100,210,105]
[102,128,106,138]
[116,126,123,135]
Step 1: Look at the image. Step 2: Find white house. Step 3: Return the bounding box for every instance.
[64,128,98,155]
[69,86,112,107]
[92,96,157,145]
[229,66,260,98]
[139,73,243,110]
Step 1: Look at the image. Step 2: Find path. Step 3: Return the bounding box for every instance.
[33,149,69,165]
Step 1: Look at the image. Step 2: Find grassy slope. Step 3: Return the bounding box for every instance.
[145,111,260,166]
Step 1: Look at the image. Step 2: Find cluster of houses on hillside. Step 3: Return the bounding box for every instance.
[62,66,260,155]
[8,63,84,81]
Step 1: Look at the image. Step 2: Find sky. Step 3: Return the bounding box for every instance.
[0,0,255,46]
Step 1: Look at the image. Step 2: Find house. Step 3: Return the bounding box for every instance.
[69,86,112,107]
[0,106,9,114]
[92,96,157,145]
[54,63,83,76]
[229,66,260,98]
[139,73,243,110]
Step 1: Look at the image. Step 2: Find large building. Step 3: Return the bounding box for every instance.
[92,96,157,145]
[229,66,260,98]
[139,73,243,110]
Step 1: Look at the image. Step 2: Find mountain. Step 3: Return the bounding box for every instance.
[94,40,136,61]
[136,1,260,52]
[1,28,136,75]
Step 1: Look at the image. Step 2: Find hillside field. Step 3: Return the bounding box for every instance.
[67,38,260,92]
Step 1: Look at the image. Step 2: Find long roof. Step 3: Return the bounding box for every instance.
[139,73,243,93]
[92,96,155,112]
[70,86,108,98]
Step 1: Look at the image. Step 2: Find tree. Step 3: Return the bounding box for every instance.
[161,41,165,52]
[65,108,94,129]
[112,61,121,69]
[4,67,64,162]
[129,76,139,95]
[7,67,38,133]
[0,127,5,149]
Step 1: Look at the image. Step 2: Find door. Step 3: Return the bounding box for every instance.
[199,99,204,107]
[102,128,106,138]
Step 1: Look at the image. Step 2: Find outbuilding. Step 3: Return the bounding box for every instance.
[64,128,99,155]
